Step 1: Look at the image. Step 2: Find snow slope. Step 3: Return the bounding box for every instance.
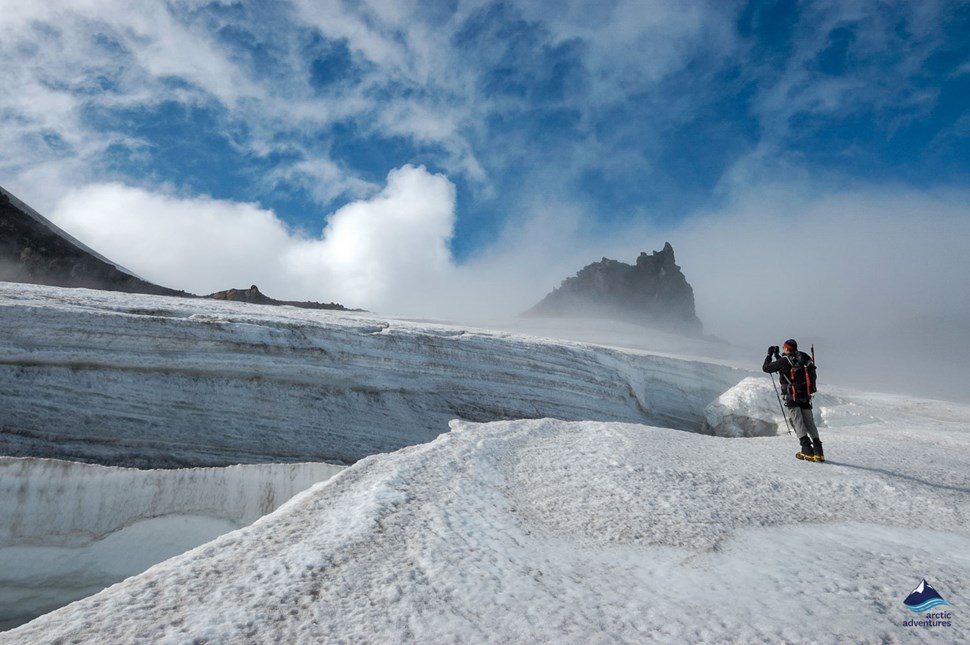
[5,398,968,644]
[0,282,746,467]
[0,458,343,629]
[2,282,967,642]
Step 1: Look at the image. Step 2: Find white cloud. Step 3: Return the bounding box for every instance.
[750,0,956,143]
[126,8,260,109]
[49,183,296,295]
[443,179,970,399]
[0,0,494,215]
[516,0,737,108]
[47,165,458,312]
[0,0,263,201]
[267,158,379,207]
[0,1,255,106]
[41,163,626,321]
[674,184,970,343]
[290,0,404,69]
[283,164,457,310]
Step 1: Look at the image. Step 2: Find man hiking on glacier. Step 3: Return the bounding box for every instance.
[763,339,823,462]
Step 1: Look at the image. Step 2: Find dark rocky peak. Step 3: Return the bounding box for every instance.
[523,242,703,335]
[0,185,187,297]
[205,284,356,311]
[638,242,676,269]
[206,284,273,304]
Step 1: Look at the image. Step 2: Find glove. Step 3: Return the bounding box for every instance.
[767,345,779,358]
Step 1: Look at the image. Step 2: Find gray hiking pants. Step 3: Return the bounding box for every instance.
[788,405,819,440]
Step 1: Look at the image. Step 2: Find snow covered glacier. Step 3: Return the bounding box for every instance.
[3,282,968,642]
[0,283,748,467]
[0,282,751,631]
[5,410,969,644]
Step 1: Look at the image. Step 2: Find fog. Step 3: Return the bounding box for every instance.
[39,169,970,403]
[671,186,970,404]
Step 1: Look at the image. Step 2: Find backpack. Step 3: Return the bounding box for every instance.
[785,351,817,403]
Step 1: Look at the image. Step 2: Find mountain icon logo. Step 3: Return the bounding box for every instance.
[903,579,951,613]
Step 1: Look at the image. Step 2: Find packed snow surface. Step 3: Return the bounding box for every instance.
[2,282,968,642]
[6,404,969,643]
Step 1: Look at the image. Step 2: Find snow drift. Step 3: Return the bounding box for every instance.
[4,404,968,643]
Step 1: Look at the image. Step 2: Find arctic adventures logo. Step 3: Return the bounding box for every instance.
[901,579,953,629]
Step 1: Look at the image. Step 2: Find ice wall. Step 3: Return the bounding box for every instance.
[0,284,749,467]
[702,377,831,437]
[0,457,343,630]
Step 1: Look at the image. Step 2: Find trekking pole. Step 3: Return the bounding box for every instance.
[769,372,794,436]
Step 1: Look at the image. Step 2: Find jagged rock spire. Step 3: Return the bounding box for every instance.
[523,243,702,335]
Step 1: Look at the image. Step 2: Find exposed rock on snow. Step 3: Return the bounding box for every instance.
[204,284,352,311]
[0,458,343,629]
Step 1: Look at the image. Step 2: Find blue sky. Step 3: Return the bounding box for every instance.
[1,1,969,362]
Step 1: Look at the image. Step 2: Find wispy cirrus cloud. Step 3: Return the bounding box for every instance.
[4,0,963,222]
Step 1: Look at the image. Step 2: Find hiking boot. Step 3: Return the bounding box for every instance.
[812,438,824,462]
[796,436,815,462]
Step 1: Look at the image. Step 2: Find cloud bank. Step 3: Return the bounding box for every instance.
[46,167,970,402]
[49,168,970,329]
[50,166,457,311]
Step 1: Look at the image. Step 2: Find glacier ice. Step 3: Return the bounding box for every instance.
[0,283,750,467]
[0,281,880,635]
[4,411,969,643]
[0,456,342,629]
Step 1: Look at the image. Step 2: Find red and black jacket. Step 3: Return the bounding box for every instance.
[763,351,816,407]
